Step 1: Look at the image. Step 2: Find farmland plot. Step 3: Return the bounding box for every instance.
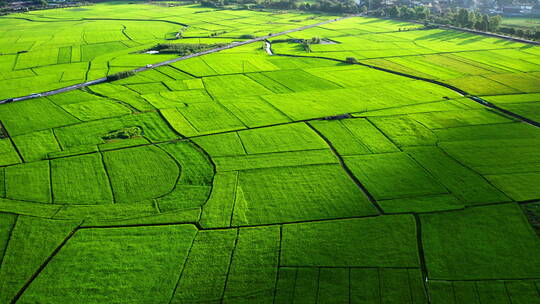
[0,3,539,303]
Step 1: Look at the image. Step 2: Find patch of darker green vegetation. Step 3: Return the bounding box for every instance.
[149,43,227,55]
[106,70,135,81]
[102,127,142,141]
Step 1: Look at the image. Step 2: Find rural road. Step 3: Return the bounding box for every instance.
[0,15,353,104]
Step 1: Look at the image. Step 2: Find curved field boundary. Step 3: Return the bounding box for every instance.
[0,15,354,104]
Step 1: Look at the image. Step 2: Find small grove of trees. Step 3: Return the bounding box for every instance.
[102,127,142,141]
[106,70,135,81]
[370,5,540,40]
[450,8,501,32]
[377,6,432,21]
[376,6,539,41]
[150,43,226,55]
[499,26,540,40]
[300,37,322,52]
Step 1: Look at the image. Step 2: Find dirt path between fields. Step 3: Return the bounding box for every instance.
[0,16,352,104]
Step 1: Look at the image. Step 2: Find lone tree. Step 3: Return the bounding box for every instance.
[345,57,358,64]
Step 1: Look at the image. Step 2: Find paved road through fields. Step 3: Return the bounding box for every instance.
[0,15,353,104]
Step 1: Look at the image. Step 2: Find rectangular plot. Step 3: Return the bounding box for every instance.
[246,73,292,94]
[60,99,131,121]
[160,108,198,137]
[214,149,337,171]
[293,268,319,304]
[345,152,447,200]
[274,267,297,304]
[238,123,327,154]
[350,268,380,303]
[453,281,480,304]
[262,69,342,92]
[282,215,418,267]
[51,153,113,205]
[80,41,126,61]
[483,93,540,104]
[408,269,428,304]
[222,226,280,304]
[506,280,539,304]
[310,120,371,155]
[0,139,21,166]
[160,90,214,105]
[0,213,17,266]
[90,83,156,111]
[47,90,99,106]
[203,74,272,98]
[367,116,437,147]
[5,161,50,203]
[125,82,170,95]
[476,281,511,304]
[486,172,540,202]
[16,225,197,304]
[427,281,455,304]
[439,139,540,175]
[221,97,291,128]
[0,98,79,136]
[380,268,412,303]
[421,204,540,280]
[192,133,246,158]
[446,76,519,95]
[178,103,246,134]
[317,268,349,304]
[379,194,464,214]
[156,66,193,80]
[172,57,218,77]
[341,118,398,153]
[233,164,375,226]
[0,216,79,304]
[306,65,406,87]
[404,146,511,205]
[57,46,72,64]
[15,47,58,69]
[409,109,513,129]
[200,172,238,229]
[171,229,237,304]
[435,122,539,142]
[71,45,81,62]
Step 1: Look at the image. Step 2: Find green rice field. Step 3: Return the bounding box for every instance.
[0,2,539,303]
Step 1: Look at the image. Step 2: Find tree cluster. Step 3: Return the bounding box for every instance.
[374,6,539,40]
